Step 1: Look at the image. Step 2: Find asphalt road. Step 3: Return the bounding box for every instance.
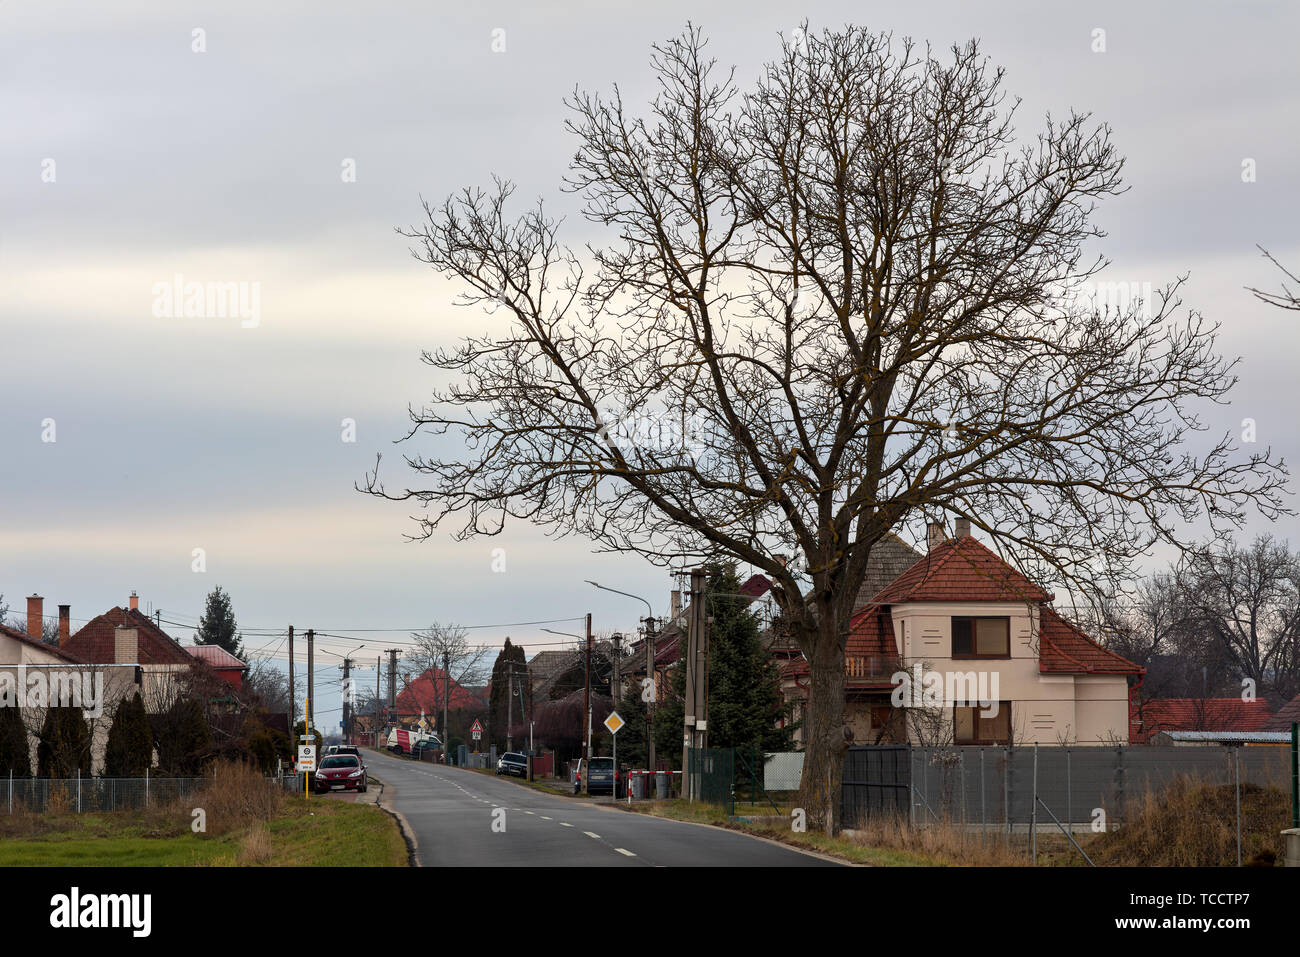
[361,748,839,867]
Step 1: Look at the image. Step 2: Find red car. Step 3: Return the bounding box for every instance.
[313,754,368,793]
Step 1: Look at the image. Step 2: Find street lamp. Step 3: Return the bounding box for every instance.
[587,581,659,776]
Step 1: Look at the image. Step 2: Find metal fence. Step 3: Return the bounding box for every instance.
[840,744,1293,835]
[3,775,215,814]
[1,773,306,813]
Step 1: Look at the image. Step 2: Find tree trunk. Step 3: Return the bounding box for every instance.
[797,622,847,835]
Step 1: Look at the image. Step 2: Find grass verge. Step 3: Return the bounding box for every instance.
[0,763,408,867]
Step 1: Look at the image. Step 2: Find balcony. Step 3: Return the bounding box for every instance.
[845,655,904,680]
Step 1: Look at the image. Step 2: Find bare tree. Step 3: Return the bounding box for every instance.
[408,621,490,750]
[364,25,1288,832]
[1177,535,1300,701]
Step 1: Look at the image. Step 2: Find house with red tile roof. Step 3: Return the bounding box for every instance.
[780,520,1144,746]
[187,643,248,691]
[395,667,487,721]
[1265,693,1300,733]
[1130,697,1274,744]
[61,594,201,710]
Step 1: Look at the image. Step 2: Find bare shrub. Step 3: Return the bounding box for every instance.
[191,760,282,836]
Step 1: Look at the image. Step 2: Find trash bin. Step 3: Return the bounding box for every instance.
[631,772,645,799]
[654,770,669,798]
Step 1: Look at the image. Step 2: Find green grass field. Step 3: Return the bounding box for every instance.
[0,796,408,867]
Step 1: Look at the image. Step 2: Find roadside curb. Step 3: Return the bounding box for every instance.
[368,774,421,867]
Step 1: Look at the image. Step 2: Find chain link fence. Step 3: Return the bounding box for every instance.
[3,774,303,814]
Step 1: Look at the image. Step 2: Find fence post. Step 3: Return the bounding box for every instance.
[1235,746,1242,868]
[1115,746,1125,824]
[1031,743,1038,865]
[980,748,986,844]
[77,769,82,814]
[8,769,11,814]
[960,750,967,826]
[1004,746,1012,850]
[1066,747,1072,834]
[145,767,149,808]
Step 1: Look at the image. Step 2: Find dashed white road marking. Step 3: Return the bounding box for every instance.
[540,816,552,820]
[584,831,601,839]
[560,822,574,828]
[615,848,636,857]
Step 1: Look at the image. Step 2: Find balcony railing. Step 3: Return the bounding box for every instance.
[845,655,904,679]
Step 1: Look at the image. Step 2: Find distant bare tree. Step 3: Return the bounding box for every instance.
[409,621,490,751]
[1177,535,1300,700]
[365,24,1288,832]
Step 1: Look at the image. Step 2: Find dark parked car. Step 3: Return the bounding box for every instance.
[496,752,528,777]
[585,756,615,795]
[335,745,361,759]
[313,754,367,793]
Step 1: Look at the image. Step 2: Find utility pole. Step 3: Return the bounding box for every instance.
[443,651,451,764]
[507,666,514,753]
[583,613,592,790]
[375,655,381,747]
[306,628,315,743]
[288,625,295,738]
[341,655,352,743]
[385,649,400,713]
[645,616,656,771]
[682,568,705,800]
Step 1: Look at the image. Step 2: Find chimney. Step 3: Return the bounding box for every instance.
[114,625,139,665]
[926,522,945,552]
[955,518,971,538]
[129,590,139,612]
[58,605,70,646]
[671,590,682,621]
[26,595,43,641]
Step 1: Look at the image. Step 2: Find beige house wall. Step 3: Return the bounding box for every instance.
[889,602,1131,746]
[0,664,142,775]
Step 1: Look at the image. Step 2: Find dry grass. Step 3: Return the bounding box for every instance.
[237,826,273,864]
[189,761,283,836]
[843,813,1031,866]
[1090,776,1289,867]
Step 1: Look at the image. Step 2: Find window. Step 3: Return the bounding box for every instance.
[954,703,1012,744]
[951,617,1010,658]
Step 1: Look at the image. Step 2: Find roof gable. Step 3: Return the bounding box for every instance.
[873,535,1051,605]
[63,607,195,666]
[1265,693,1300,732]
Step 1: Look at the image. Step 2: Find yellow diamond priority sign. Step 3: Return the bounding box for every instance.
[603,711,625,735]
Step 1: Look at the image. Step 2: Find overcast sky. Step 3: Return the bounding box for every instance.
[2,1,1297,730]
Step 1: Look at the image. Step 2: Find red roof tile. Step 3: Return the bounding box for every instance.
[1265,694,1300,733]
[847,608,899,659]
[1134,697,1274,743]
[1039,607,1143,676]
[63,607,194,666]
[395,668,485,716]
[873,536,1051,605]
